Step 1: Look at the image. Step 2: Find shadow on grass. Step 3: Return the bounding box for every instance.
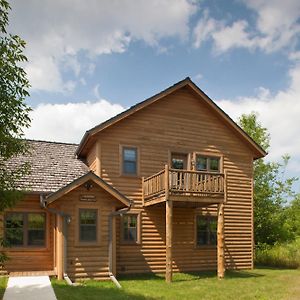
[118,269,264,284]
[52,280,156,300]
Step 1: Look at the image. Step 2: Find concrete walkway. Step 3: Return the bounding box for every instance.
[3,276,57,300]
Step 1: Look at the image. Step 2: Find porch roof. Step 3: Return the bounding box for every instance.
[45,171,131,207]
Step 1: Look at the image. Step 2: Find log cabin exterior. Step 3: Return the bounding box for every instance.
[1,78,266,282]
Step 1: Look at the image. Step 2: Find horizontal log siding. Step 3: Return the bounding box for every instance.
[53,184,119,281]
[91,86,254,274]
[86,143,97,172]
[0,194,54,272]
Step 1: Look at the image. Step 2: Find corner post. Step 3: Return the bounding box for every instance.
[217,202,225,279]
[165,164,173,283]
[56,214,64,280]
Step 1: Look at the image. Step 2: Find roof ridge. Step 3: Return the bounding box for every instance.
[26,139,79,146]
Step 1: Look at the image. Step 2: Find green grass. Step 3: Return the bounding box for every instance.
[256,238,300,268]
[0,277,8,300]
[52,268,300,300]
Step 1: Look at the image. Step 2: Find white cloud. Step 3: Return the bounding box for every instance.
[24,100,125,143]
[193,0,300,54]
[193,9,219,48]
[216,63,300,175]
[9,0,197,92]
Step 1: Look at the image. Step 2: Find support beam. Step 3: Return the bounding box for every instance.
[217,202,225,279]
[165,199,173,283]
[56,214,64,280]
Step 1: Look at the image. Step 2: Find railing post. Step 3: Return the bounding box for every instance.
[142,176,145,206]
[224,170,227,203]
[165,164,169,200]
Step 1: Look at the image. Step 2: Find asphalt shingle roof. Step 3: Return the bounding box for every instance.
[7,140,89,193]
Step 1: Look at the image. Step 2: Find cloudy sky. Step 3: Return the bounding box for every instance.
[9,0,300,191]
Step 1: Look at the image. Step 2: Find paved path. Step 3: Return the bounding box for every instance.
[3,276,57,300]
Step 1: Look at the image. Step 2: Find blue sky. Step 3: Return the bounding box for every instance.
[9,0,300,192]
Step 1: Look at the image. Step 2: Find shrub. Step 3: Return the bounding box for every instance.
[255,238,300,268]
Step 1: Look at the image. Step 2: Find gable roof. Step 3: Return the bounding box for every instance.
[7,140,89,193]
[46,171,131,207]
[76,77,267,159]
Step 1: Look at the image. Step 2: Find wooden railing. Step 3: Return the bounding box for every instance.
[142,165,225,205]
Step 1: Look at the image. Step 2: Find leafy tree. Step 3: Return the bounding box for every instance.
[239,113,297,245]
[0,0,31,209]
[283,195,300,238]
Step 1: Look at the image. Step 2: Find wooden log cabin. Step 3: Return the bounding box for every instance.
[1,78,266,283]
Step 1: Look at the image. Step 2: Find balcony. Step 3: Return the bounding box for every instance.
[142,165,226,207]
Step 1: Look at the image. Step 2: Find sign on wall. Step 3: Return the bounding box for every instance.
[80,194,96,202]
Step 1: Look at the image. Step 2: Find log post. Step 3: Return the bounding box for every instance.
[165,164,173,283]
[217,202,225,279]
[166,199,173,283]
[56,214,64,280]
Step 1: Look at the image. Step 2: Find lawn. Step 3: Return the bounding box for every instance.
[52,268,300,300]
[0,277,7,300]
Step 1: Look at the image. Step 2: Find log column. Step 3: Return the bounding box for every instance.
[165,164,173,283]
[217,202,225,279]
[166,199,173,283]
[56,214,64,280]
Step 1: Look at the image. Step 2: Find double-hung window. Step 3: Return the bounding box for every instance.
[79,209,98,243]
[196,215,217,246]
[5,212,46,247]
[122,147,138,176]
[122,214,139,243]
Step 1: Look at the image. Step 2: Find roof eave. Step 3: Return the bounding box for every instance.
[75,77,266,159]
[45,171,131,207]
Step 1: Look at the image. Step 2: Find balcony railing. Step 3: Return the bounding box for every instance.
[142,165,225,206]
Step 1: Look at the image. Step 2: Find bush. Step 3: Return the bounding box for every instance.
[255,238,300,268]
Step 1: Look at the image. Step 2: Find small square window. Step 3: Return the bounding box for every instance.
[122,147,138,175]
[196,156,207,171]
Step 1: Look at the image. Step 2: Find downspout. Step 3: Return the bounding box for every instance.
[108,201,133,288]
[40,195,74,285]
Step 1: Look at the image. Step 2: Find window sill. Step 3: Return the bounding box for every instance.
[194,245,217,249]
[120,241,141,246]
[120,174,140,179]
[74,241,101,247]
[4,246,48,252]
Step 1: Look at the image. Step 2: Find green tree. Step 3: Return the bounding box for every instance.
[283,195,300,238]
[239,113,297,245]
[0,0,31,210]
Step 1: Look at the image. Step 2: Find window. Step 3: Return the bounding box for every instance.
[122,214,139,243]
[171,153,188,170]
[122,147,138,175]
[195,155,220,172]
[5,212,46,247]
[196,216,217,246]
[79,209,97,242]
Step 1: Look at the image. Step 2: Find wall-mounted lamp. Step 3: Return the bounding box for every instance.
[84,181,94,191]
